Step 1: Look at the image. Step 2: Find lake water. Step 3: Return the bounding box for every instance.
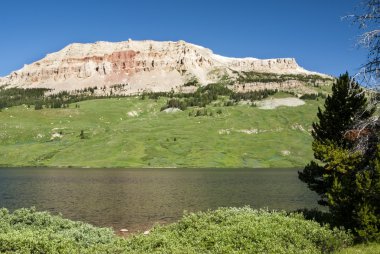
[0,168,319,232]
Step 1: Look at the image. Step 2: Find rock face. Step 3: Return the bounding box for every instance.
[0,40,330,93]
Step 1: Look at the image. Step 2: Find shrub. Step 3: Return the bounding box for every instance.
[0,207,353,253]
[300,93,318,100]
[125,207,353,253]
[0,207,121,253]
[183,78,199,87]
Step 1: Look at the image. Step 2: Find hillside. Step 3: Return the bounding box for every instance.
[0,91,326,168]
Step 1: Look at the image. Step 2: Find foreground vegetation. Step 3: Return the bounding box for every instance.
[300,73,380,242]
[0,207,353,254]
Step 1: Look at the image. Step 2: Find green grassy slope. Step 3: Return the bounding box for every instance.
[0,96,323,168]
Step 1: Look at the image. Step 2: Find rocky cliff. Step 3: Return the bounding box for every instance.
[0,40,331,93]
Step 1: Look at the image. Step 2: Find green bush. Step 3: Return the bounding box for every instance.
[126,207,352,254]
[0,207,353,254]
[0,207,122,253]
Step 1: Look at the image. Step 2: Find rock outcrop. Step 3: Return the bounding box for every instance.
[0,40,331,93]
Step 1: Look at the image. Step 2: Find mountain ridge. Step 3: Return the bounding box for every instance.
[0,40,332,94]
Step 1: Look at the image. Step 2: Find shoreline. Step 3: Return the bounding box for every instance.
[0,165,301,170]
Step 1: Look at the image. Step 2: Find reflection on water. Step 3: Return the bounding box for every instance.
[0,168,319,232]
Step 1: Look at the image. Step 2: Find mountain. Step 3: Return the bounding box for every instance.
[0,40,332,94]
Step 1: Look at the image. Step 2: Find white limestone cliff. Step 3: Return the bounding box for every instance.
[0,40,331,93]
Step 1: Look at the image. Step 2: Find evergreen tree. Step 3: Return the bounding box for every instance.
[34,101,43,110]
[299,73,380,241]
[79,130,85,139]
[353,151,380,241]
[311,73,371,148]
[300,73,371,205]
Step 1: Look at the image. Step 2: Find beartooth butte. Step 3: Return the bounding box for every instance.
[0,40,332,94]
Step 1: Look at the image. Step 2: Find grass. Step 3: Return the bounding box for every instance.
[334,243,380,254]
[0,207,353,254]
[0,96,324,168]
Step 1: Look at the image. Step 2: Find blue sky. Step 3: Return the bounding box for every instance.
[0,0,367,77]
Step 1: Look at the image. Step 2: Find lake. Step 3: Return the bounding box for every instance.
[0,167,319,232]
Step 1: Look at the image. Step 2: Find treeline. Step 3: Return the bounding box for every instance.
[230,90,277,102]
[299,92,326,100]
[0,86,130,111]
[283,90,327,100]
[157,83,233,111]
[0,83,324,112]
[0,87,50,110]
[235,71,332,85]
[149,83,278,111]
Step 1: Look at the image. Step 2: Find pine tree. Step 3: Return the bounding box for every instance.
[300,73,371,205]
[312,73,371,148]
[299,73,380,241]
[353,152,380,241]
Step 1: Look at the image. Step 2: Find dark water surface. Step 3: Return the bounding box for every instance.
[0,168,319,232]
